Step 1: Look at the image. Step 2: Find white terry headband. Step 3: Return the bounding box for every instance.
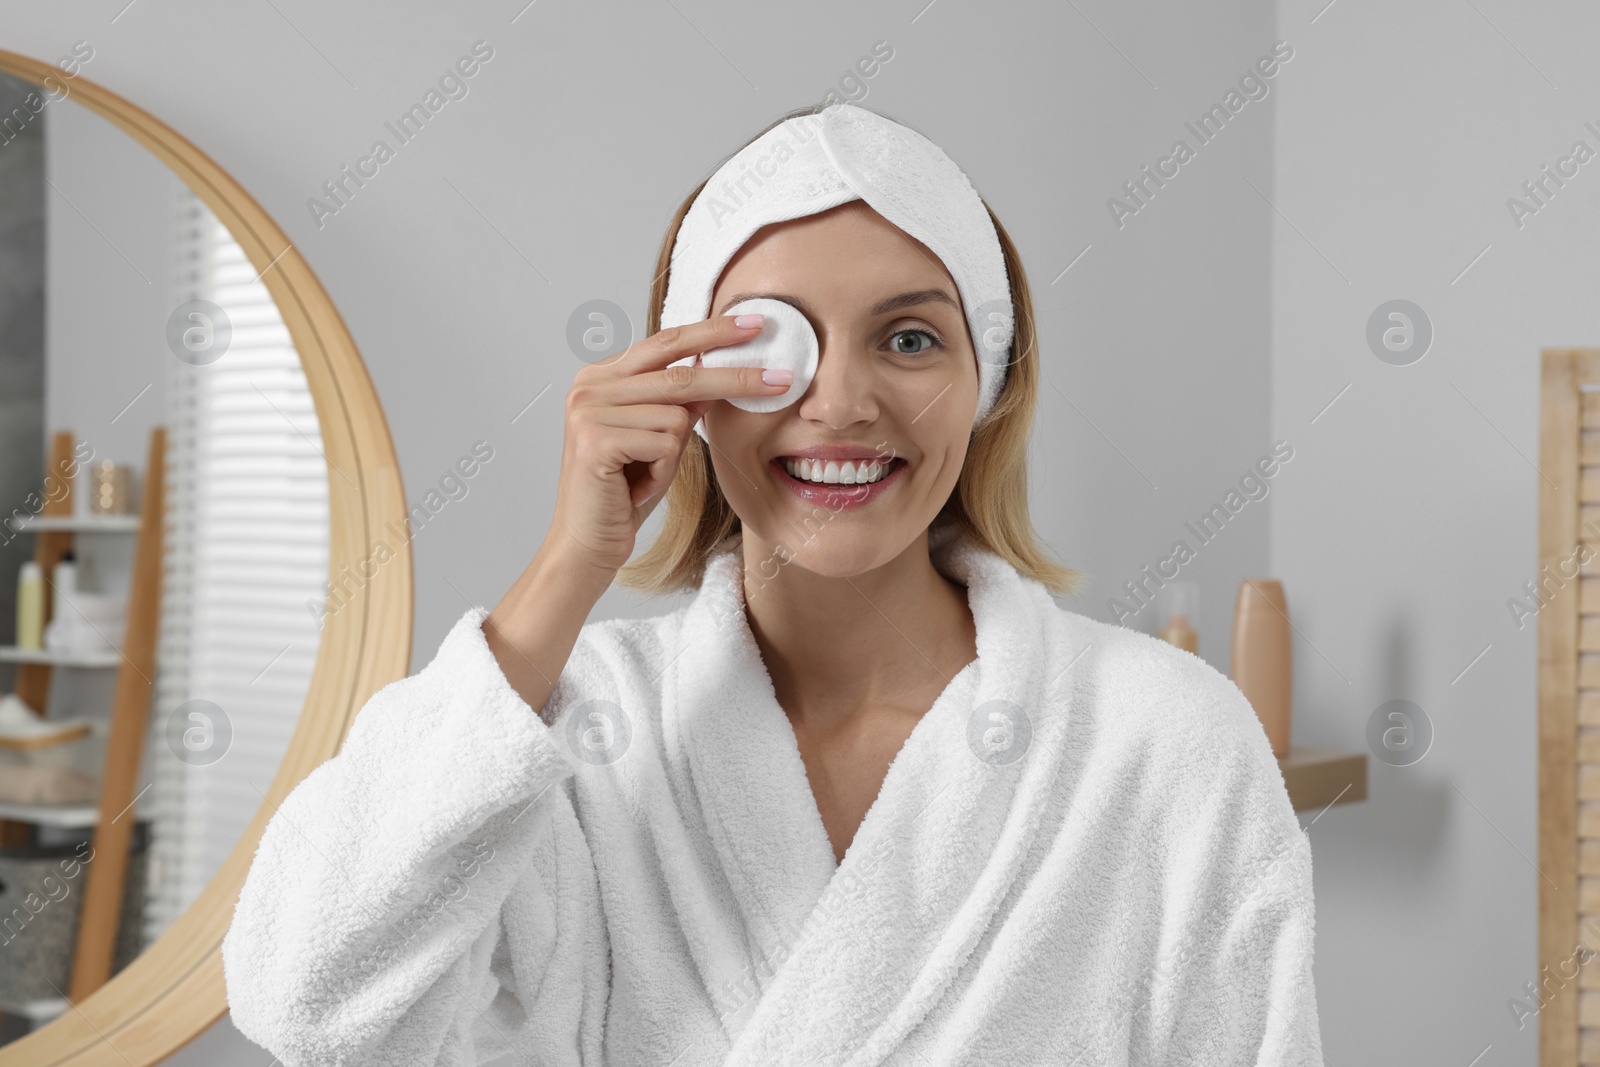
[662,104,1015,443]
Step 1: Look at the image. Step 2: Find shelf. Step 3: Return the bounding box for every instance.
[0,995,67,1022]
[1,429,163,1010]
[1279,745,1368,813]
[0,799,99,828]
[0,647,121,668]
[11,514,139,533]
[0,719,93,749]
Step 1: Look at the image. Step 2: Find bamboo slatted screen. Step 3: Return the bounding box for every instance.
[1538,349,1600,1066]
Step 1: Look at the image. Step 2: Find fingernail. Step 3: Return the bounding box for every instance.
[763,368,793,386]
[734,313,764,329]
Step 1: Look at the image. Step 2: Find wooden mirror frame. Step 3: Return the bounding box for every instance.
[0,48,413,1064]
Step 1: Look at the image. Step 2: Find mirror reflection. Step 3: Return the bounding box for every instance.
[0,68,330,1043]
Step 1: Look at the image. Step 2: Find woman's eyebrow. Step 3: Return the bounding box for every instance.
[713,289,960,318]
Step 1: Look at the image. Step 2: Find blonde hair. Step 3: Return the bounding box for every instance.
[616,103,1081,597]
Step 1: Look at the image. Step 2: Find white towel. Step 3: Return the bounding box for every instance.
[223,527,1324,1065]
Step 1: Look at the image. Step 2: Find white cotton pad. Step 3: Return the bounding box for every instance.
[671,297,818,414]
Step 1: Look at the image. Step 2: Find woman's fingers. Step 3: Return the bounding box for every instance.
[601,362,790,408]
[589,314,792,407]
[594,402,700,437]
[600,312,762,376]
[592,428,679,507]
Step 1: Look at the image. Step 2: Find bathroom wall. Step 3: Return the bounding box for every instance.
[43,95,176,497]
[2,3,1283,1062]
[1265,1,1600,1062]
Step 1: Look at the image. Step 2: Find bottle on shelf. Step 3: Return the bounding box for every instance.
[16,561,43,651]
[54,549,77,599]
[1230,578,1293,759]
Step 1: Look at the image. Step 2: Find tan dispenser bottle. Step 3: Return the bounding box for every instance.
[1230,578,1292,758]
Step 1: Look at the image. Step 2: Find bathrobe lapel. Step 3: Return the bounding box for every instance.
[662,529,1074,1065]
[660,536,841,1037]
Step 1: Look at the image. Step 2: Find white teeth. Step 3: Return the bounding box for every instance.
[782,457,895,485]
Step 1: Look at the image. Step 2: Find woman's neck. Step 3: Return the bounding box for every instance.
[739,529,978,732]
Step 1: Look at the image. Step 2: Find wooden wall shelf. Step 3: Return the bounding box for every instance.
[1278,745,1368,813]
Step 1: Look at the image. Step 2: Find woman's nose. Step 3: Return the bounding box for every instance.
[795,336,878,429]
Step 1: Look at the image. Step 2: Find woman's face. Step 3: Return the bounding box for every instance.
[702,199,979,578]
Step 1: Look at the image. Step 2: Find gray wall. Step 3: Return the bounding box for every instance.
[1267,1,1600,1061]
[44,91,175,492]
[0,3,1346,1063]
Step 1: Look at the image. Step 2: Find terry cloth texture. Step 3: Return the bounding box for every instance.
[223,526,1323,1066]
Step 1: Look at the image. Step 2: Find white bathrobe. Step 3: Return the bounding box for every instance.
[222,527,1324,1066]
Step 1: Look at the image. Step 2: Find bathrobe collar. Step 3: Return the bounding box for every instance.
[660,524,1073,1064]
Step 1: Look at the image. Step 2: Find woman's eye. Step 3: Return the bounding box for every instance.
[888,328,943,356]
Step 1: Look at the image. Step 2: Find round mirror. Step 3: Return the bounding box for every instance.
[0,47,411,1064]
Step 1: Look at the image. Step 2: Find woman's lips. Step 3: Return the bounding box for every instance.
[769,457,906,509]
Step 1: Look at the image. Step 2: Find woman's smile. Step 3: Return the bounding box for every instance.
[780,456,895,486]
[769,454,908,509]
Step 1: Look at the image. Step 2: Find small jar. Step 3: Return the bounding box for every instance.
[88,461,133,515]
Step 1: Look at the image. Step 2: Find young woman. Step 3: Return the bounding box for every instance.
[224,103,1323,1066]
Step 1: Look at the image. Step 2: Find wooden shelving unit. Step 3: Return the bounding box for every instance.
[0,428,166,1029]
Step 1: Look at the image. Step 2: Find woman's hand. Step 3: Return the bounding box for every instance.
[542,312,786,577]
[485,313,782,714]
